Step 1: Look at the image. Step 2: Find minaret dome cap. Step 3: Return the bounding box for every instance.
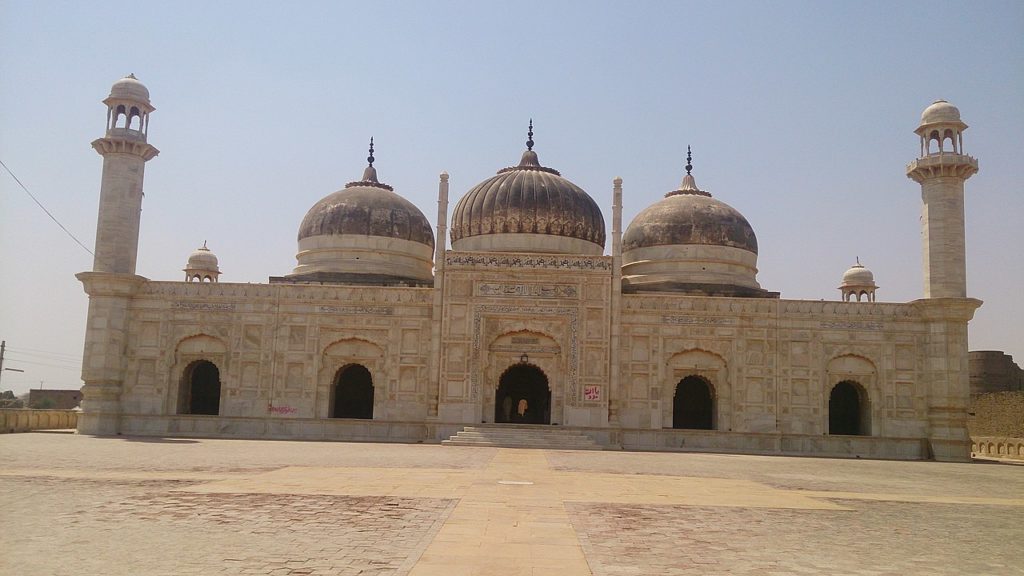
[920,100,963,126]
[108,74,151,103]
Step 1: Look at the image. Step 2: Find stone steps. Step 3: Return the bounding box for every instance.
[442,425,602,450]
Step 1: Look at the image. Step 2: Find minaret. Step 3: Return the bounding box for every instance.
[77,75,158,435]
[906,100,982,462]
[906,100,977,298]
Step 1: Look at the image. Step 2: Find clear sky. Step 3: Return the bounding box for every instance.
[1,1,1022,396]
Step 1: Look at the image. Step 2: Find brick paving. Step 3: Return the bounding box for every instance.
[568,500,1022,575]
[1,434,1022,575]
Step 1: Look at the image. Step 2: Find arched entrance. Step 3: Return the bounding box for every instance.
[673,375,714,429]
[180,360,221,415]
[829,380,867,435]
[331,364,373,419]
[495,364,551,425]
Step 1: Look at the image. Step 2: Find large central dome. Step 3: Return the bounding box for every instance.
[450,124,605,255]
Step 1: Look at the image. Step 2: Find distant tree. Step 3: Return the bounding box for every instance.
[30,398,56,410]
[0,390,24,408]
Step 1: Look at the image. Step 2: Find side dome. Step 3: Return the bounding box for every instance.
[450,124,605,255]
[184,242,220,283]
[622,150,770,297]
[839,258,878,302]
[287,141,435,286]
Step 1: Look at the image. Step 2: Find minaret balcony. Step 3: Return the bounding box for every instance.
[906,152,978,182]
[106,127,147,142]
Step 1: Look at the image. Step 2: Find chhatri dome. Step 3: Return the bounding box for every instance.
[183,241,220,283]
[108,73,151,103]
[920,100,963,125]
[450,121,606,255]
[621,148,770,297]
[839,257,878,302]
[288,139,435,285]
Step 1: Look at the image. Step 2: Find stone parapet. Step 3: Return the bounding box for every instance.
[971,436,1024,460]
[0,409,78,433]
[905,153,978,182]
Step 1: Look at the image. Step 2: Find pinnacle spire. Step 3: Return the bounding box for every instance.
[685,145,693,175]
[527,119,534,151]
[360,137,380,184]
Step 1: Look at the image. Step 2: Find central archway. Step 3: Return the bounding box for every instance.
[180,360,221,415]
[495,364,551,425]
[673,375,714,430]
[331,364,374,419]
[829,380,867,435]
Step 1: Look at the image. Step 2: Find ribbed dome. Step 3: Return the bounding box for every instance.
[450,127,605,255]
[297,180,434,248]
[289,143,436,286]
[921,100,961,125]
[109,74,151,103]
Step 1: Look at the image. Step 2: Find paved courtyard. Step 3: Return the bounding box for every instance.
[1,433,1022,575]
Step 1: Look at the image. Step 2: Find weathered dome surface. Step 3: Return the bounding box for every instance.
[621,156,771,298]
[623,193,758,253]
[298,182,434,248]
[109,74,151,103]
[450,148,606,253]
[287,146,436,287]
[920,100,961,125]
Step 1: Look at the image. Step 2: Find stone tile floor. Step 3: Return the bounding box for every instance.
[1,433,1022,575]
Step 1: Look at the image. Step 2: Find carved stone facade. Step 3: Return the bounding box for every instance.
[76,80,982,461]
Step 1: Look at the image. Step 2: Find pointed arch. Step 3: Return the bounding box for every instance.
[495,363,551,424]
[664,348,730,431]
[330,363,374,419]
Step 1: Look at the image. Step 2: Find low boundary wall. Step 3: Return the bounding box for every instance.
[1,409,78,433]
[971,436,1024,461]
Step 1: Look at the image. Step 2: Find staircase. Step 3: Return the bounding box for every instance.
[442,425,602,450]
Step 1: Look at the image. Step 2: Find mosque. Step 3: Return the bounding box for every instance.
[77,75,981,460]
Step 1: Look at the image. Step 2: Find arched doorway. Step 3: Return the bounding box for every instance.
[180,360,221,415]
[332,364,374,419]
[495,364,551,425]
[829,380,867,435]
[673,375,714,429]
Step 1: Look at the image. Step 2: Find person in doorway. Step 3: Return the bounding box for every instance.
[517,398,528,420]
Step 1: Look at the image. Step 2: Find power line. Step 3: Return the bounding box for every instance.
[0,158,94,257]
[3,358,81,371]
[7,344,82,358]
[6,354,81,367]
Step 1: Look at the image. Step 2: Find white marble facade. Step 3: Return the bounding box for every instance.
[77,80,980,462]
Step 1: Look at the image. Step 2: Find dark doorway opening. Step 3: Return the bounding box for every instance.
[673,375,714,429]
[495,364,551,424]
[182,360,221,415]
[829,380,866,435]
[332,364,374,419]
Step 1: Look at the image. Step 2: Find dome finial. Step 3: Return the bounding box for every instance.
[527,119,534,151]
[359,137,381,184]
[856,255,861,266]
[685,145,693,175]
